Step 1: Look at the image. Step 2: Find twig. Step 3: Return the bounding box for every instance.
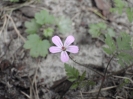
[21,91,30,99]
[6,14,26,42]
[113,75,133,84]
[0,15,7,35]
[116,96,124,99]
[30,59,40,99]
[82,86,117,94]
[4,0,35,11]
[80,91,84,99]
[96,54,115,99]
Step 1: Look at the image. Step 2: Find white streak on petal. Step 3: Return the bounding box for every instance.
[64,35,75,47]
[66,45,79,53]
[52,36,63,48]
[61,51,69,62]
[49,46,62,53]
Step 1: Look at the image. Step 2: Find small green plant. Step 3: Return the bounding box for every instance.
[57,16,72,34]
[24,34,50,57]
[89,22,116,40]
[43,28,54,38]
[25,19,41,34]
[64,63,95,89]
[89,22,107,38]
[24,10,72,58]
[111,0,125,14]
[119,79,130,88]
[35,10,55,25]
[103,33,133,66]
[111,0,133,22]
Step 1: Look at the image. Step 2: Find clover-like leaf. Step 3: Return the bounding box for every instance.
[24,34,51,57]
[35,10,55,25]
[64,63,79,82]
[89,22,107,37]
[25,19,40,34]
[57,16,72,34]
[43,28,54,37]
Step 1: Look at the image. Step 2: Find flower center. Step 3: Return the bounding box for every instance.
[62,46,66,51]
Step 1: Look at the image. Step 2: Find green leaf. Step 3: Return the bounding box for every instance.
[79,71,86,82]
[89,22,107,37]
[111,0,125,14]
[24,34,51,57]
[43,28,54,37]
[79,80,95,88]
[25,19,40,34]
[70,82,79,89]
[117,52,133,66]
[106,28,115,37]
[117,33,131,50]
[35,10,55,25]
[103,34,116,55]
[57,16,72,34]
[64,63,79,82]
[126,8,133,22]
[131,37,133,49]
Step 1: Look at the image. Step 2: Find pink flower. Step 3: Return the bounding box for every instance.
[49,35,79,62]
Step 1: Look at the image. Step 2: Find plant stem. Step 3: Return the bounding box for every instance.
[69,56,104,77]
[96,54,115,99]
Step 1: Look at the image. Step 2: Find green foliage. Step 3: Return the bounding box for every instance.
[64,63,79,82]
[118,52,133,66]
[120,79,130,88]
[103,33,133,66]
[25,19,40,34]
[111,0,125,14]
[57,16,72,33]
[43,28,54,37]
[24,34,50,57]
[103,34,116,55]
[35,10,55,25]
[111,0,133,22]
[64,64,96,89]
[126,8,133,22]
[89,22,107,37]
[117,33,131,50]
[131,37,133,49]
[24,9,73,58]
[106,28,115,37]
[64,63,88,89]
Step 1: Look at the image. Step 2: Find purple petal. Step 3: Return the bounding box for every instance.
[64,35,75,47]
[49,46,62,53]
[61,51,69,62]
[52,36,63,48]
[66,45,79,53]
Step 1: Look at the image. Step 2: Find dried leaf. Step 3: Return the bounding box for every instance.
[94,0,111,17]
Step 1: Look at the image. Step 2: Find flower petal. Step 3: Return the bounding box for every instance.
[49,46,62,53]
[64,35,75,47]
[66,45,79,53]
[52,36,63,48]
[61,51,69,62]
